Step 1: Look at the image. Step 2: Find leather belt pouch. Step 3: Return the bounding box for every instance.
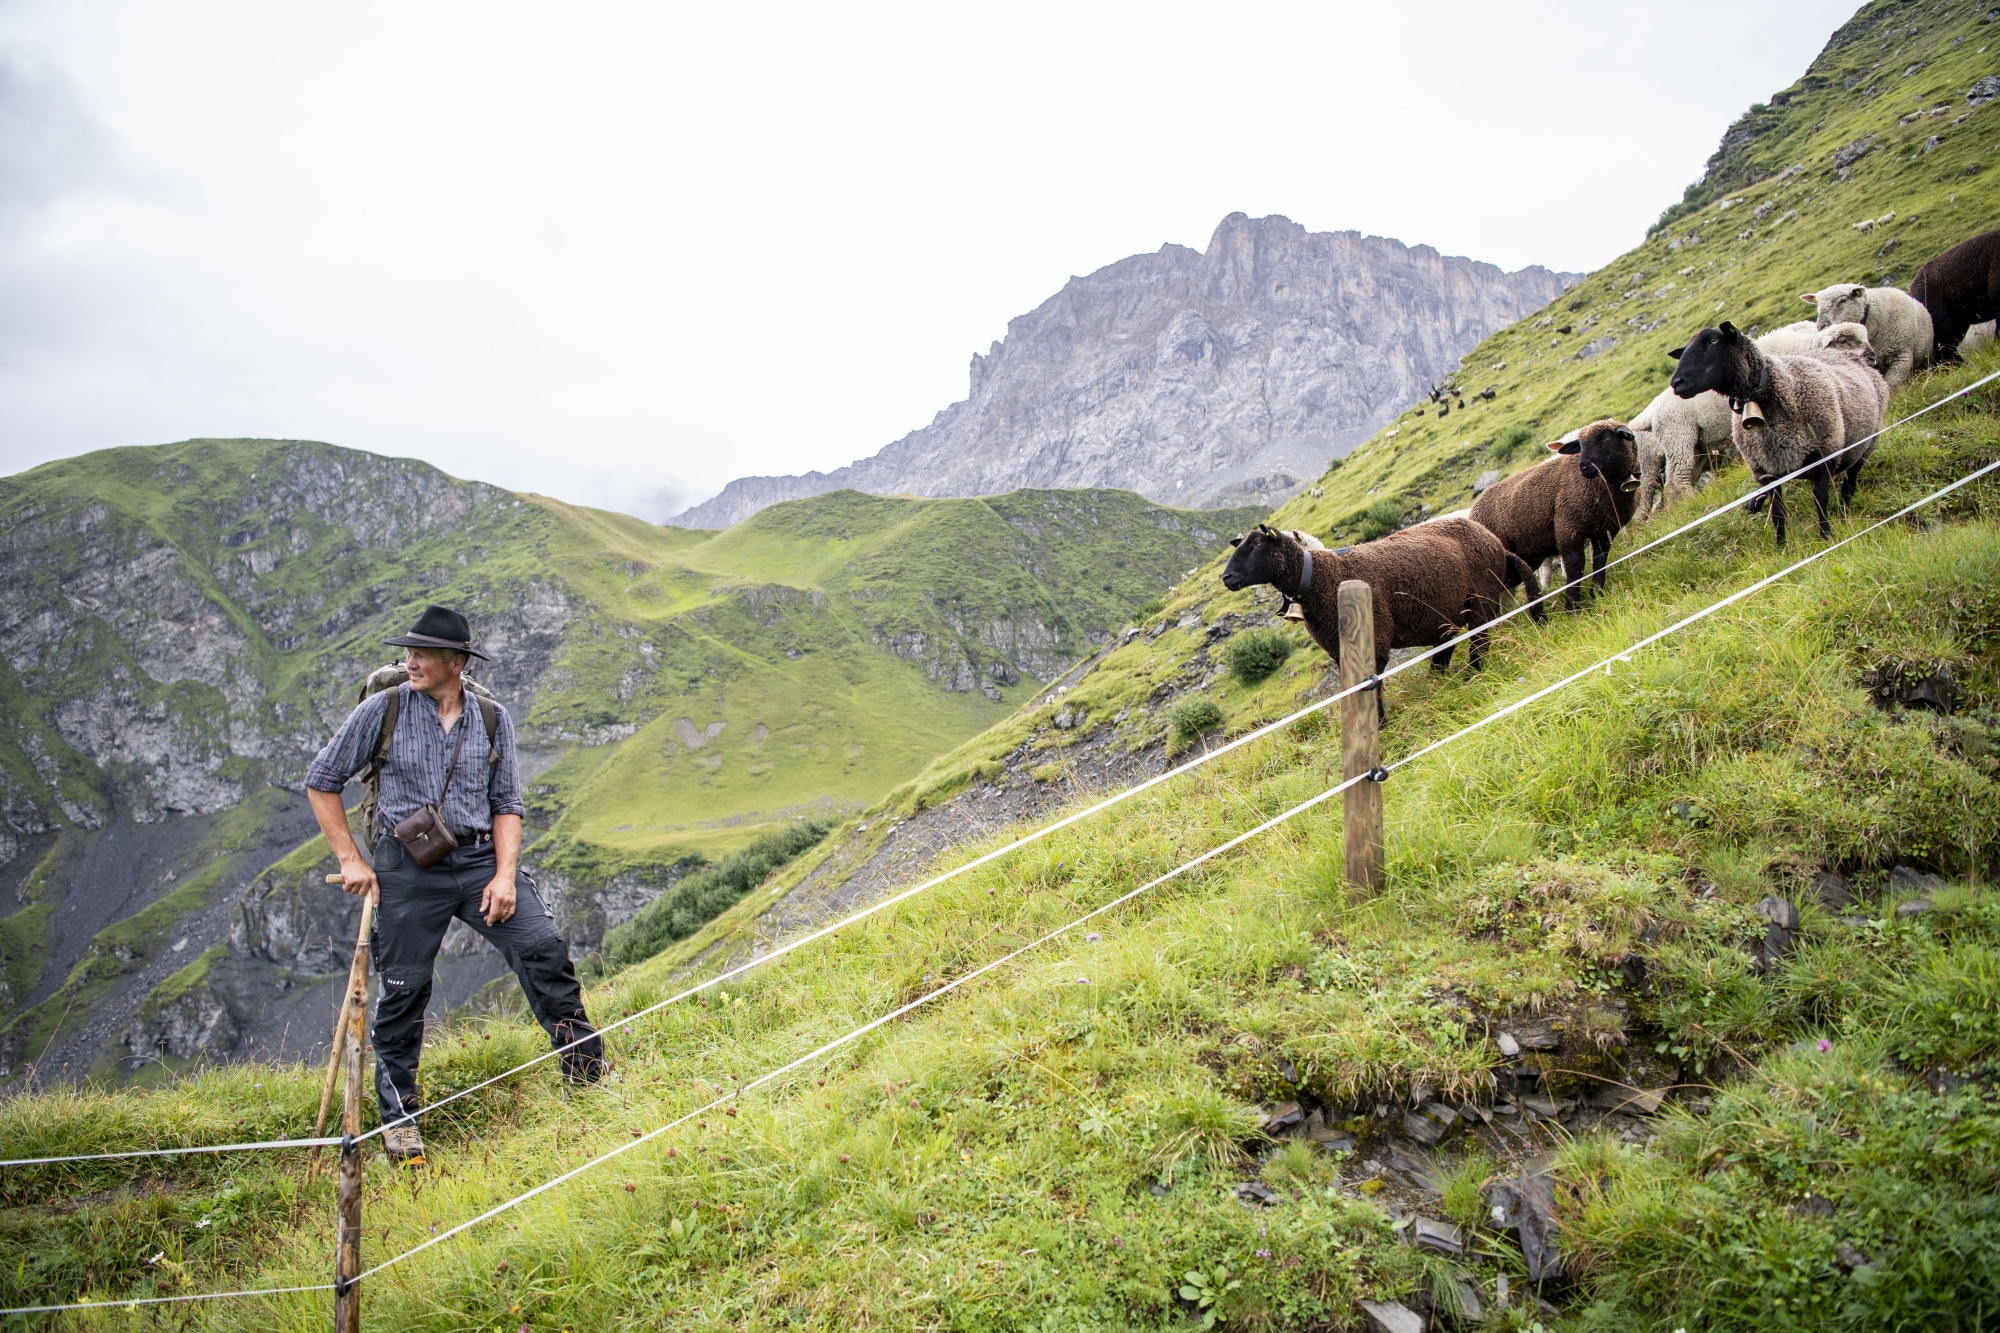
[392,805,458,868]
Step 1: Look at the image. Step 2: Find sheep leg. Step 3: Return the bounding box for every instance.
[1767,483,1788,547]
[1560,543,1589,612]
[1590,534,1611,593]
[1840,458,1864,508]
[1429,639,1455,671]
[1807,462,1833,539]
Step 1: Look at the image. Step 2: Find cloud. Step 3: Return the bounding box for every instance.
[0,1,1863,521]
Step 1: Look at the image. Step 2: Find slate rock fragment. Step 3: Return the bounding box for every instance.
[1482,1173,1562,1282]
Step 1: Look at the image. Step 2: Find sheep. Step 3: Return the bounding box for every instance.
[1668,321,1889,546]
[1909,227,2000,359]
[1629,383,1734,517]
[1752,320,1825,355]
[1801,283,1933,386]
[1220,520,1544,719]
[1273,529,1325,621]
[1470,420,1643,611]
[1815,320,1876,363]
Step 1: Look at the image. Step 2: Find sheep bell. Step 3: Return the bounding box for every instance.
[1738,399,1769,431]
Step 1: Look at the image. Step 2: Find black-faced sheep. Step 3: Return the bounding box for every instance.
[1909,227,2000,359]
[1469,420,1642,611]
[1802,283,1933,386]
[1668,321,1889,546]
[1220,520,1542,716]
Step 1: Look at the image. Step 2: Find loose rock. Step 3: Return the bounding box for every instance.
[1360,1300,1425,1333]
[1411,1215,1465,1256]
[1812,870,1854,909]
[1483,1173,1562,1282]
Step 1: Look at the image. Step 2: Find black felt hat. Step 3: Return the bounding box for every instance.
[384,605,489,661]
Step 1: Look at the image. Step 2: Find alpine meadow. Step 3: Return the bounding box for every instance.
[6,1,2000,1330]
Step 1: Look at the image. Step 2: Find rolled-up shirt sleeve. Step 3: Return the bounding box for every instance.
[305,692,391,793]
[487,705,526,818]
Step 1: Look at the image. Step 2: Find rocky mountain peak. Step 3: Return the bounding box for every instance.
[672,212,1580,528]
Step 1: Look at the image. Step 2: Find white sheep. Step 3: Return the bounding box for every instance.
[1629,384,1735,518]
[1752,320,1825,355]
[1802,283,1934,387]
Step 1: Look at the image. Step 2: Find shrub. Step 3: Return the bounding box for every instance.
[1358,498,1405,541]
[1170,697,1225,748]
[601,820,830,969]
[1224,627,1296,685]
[1494,425,1535,463]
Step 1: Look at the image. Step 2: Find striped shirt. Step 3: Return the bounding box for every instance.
[305,684,526,833]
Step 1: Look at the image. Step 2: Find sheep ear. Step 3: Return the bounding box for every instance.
[1549,439,1580,454]
[1800,293,1818,305]
[1667,346,1684,360]
[1719,320,1740,338]
[1616,426,1636,441]
[1229,536,1242,547]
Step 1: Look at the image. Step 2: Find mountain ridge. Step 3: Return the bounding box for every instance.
[671,212,1580,527]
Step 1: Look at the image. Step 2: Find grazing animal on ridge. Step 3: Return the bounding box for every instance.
[1802,283,1933,386]
[1220,521,1542,721]
[1909,227,2000,359]
[1668,322,1888,546]
[1470,420,1643,611]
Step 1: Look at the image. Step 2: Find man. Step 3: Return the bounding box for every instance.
[306,604,605,1166]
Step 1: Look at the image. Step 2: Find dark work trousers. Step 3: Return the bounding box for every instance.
[370,835,604,1128]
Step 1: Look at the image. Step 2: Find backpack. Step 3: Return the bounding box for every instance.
[354,664,501,835]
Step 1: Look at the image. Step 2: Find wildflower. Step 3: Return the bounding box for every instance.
[1086,933,1101,943]
[1817,1039,1832,1053]
[1256,1248,1272,1259]
[1076,977,1089,984]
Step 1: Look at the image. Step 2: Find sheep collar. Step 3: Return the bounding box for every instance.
[1295,543,1314,600]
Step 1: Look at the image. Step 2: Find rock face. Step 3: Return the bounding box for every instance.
[673,213,1578,527]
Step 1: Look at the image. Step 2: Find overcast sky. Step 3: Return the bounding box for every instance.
[0,1,1860,521]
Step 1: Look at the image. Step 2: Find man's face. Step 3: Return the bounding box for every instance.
[404,647,464,692]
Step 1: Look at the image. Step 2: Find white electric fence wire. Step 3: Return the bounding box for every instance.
[0,1135,342,1168]
[350,445,2000,1287]
[338,363,2000,1144]
[0,1282,334,1316]
[7,444,1993,1318]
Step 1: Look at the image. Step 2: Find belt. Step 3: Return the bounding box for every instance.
[453,829,495,846]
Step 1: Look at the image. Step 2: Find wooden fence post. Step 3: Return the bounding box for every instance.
[333,895,372,1333]
[1338,580,1385,897]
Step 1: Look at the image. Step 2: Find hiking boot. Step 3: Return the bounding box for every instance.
[382,1122,426,1168]
[557,1020,608,1086]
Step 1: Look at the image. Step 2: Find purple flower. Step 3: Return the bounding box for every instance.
[1255,1248,1272,1259]
[1086,932,1101,943]
[1817,1039,1832,1053]
[1076,977,1090,984]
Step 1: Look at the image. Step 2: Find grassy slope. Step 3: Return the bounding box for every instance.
[6,4,2000,1325]
[2,349,1995,1330]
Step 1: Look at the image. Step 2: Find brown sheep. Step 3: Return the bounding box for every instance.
[1469,420,1642,611]
[1220,519,1543,721]
[1909,226,2000,360]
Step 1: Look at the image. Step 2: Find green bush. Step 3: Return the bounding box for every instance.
[601,820,830,969]
[1358,498,1405,541]
[1224,627,1296,685]
[1170,697,1225,748]
[1493,425,1535,463]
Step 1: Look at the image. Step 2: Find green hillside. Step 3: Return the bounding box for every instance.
[0,440,1259,1079]
[4,3,2000,1327]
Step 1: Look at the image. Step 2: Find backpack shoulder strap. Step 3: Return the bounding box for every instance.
[477,694,500,768]
[363,686,403,785]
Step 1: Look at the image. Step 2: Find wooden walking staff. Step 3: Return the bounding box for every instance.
[1337,581,1385,897]
[312,873,374,1332]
